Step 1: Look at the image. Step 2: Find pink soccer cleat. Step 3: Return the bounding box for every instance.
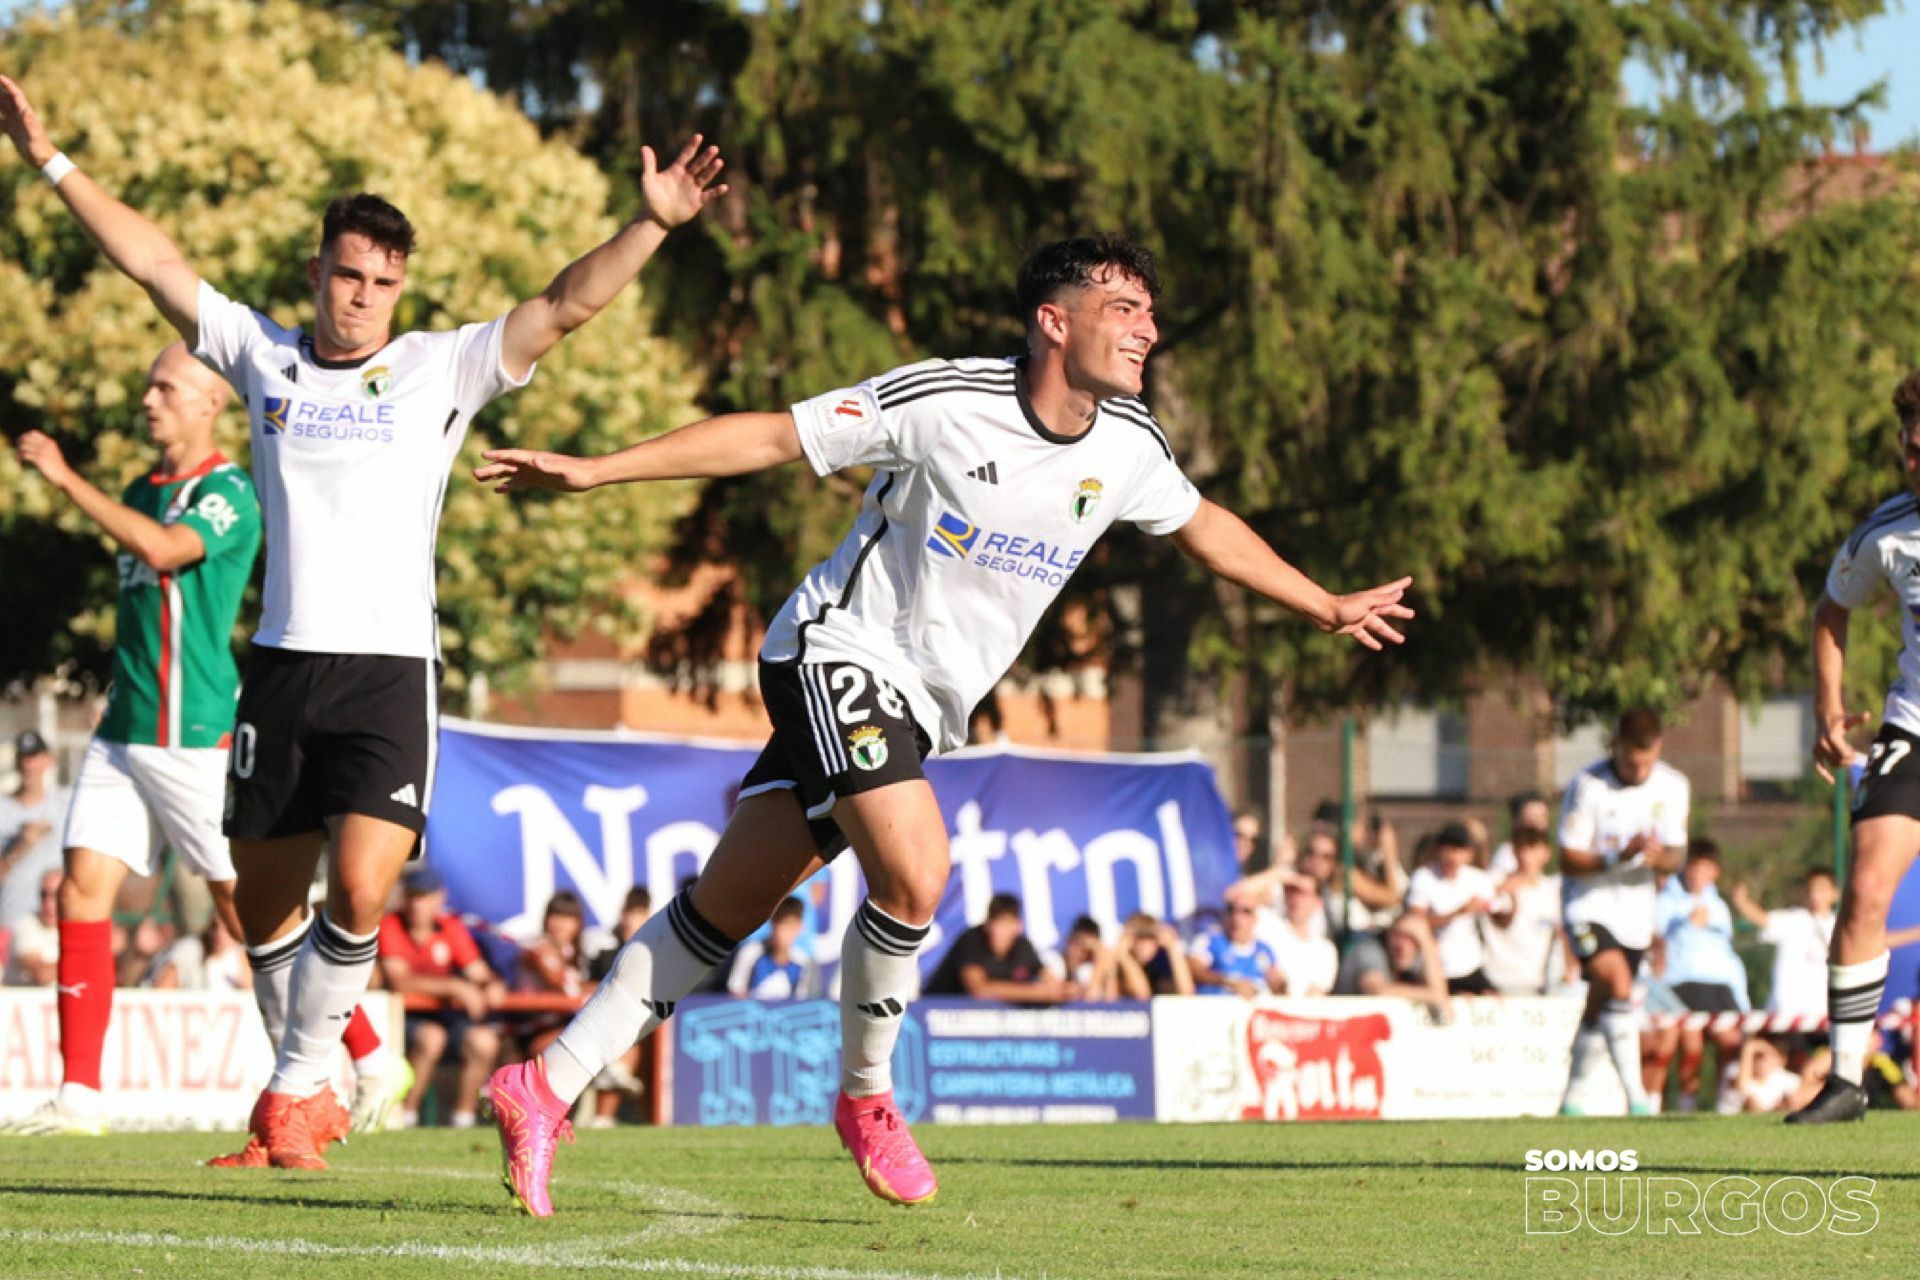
[487,1059,574,1217]
[835,1090,937,1206]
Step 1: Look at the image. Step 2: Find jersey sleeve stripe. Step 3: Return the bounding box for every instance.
[1101,400,1175,461]
[875,369,1017,408]
[1847,495,1920,558]
[870,360,955,392]
[878,381,1018,413]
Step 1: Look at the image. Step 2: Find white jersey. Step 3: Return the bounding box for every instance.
[1557,759,1690,950]
[768,357,1201,752]
[1826,493,1920,736]
[1405,863,1497,978]
[195,282,533,659]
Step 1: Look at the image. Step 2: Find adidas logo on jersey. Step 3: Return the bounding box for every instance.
[389,783,419,808]
[966,462,1000,484]
[281,364,298,384]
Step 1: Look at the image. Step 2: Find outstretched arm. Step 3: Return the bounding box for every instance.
[17,432,205,570]
[475,411,803,493]
[0,76,201,341]
[1171,499,1413,650]
[499,136,727,381]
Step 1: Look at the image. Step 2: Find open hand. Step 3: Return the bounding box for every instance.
[640,134,728,230]
[0,75,55,167]
[1324,576,1415,651]
[474,449,598,494]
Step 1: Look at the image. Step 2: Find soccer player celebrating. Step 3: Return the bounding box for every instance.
[0,73,727,1167]
[1555,708,1690,1116]
[476,233,1415,1214]
[1789,370,1920,1124]
[4,345,259,1134]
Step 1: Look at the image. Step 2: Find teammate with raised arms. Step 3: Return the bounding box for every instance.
[0,72,727,1167]
[1791,370,1920,1124]
[477,233,1415,1214]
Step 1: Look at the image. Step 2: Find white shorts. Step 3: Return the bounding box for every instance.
[62,737,235,882]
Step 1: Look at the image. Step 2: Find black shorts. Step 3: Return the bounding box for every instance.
[1852,723,1920,825]
[1568,920,1646,979]
[1447,969,1495,995]
[739,659,931,858]
[1672,981,1741,1014]
[224,646,439,843]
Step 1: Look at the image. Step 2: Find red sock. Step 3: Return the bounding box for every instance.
[57,920,115,1090]
[342,1004,381,1062]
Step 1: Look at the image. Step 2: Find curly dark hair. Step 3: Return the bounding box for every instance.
[320,192,416,259]
[1895,369,1920,429]
[1015,233,1159,333]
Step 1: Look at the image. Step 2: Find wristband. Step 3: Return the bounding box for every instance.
[41,152,76,187]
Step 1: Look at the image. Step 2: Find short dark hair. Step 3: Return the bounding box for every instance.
[1617,708,1664,749]
[545,889,584,919]
[986,892,1023,921]
[1433,822,1475,850]
[622,885,652,913]
[1895,370,1920,428]
[1805,867,1837,886]
[771,895,805,924]
[1015,234,1159,334]
[321,192,416,259]
[1686,837,1720,863]
[1511,825,1551,850]
[1508,791,1545,820]
[1069,914,1101,939]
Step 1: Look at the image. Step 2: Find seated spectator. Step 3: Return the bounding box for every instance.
[511,890,589,1057]
[148,915,251,991]
[1114,912,1195,997]
[1057,915,1125,1001]
[728,896,819,999]
[1794,1032,1918,1111]
[1188,890,1284,998]
[1481,826,1569,995]
[1232,809,1275,876]
[1335,913,1450,1011]
[1716,1035,1811,1115]
[585,885,653,1128]
[1490,791,1552,878]
[377,863,505,1128]
[1646,839,1748,1112]
[590,886,652,983]
[2,868,59,986]
[117,916,174,989]
[1730,868,1836,1021]
[1271,878,1339,996]
[924,892,1079,1003]
[1402,822,1500,995]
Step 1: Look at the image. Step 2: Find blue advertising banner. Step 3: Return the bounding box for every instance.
[670,997,1157,1126]
[426,719,1237,978]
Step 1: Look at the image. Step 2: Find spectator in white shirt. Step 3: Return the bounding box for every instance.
[0,731,68,937]
[1481,826,1571,995]
[1271,878,1339,996]
[1730,869,1838,1021]
[1489,791,1552,879]
[1403,822,1502,995]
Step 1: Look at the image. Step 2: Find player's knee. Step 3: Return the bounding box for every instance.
[868,866,946,927]
[56,872,112,922]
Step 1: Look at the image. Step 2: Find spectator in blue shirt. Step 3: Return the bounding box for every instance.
[727,896,818,999]
[1188,891,1284,998]
[1647,839,1748,1111]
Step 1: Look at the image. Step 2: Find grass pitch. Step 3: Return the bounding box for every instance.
[1,1115,1915,1279]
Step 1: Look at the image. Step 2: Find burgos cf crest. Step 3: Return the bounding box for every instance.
[926,511,981,559]
[362,366,393,398]
[848,725,889,772]
[1071,477,1104,523]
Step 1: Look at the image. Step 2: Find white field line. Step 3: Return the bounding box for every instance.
[0,1227,1034,1280]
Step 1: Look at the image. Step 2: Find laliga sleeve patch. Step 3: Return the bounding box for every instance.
[822,389,877,435]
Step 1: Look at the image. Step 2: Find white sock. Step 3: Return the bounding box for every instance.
[545,891,734,1104]
[1561,1024,1602,1105]
[1829,952,1890,1085]
[1599,998,1648,1106]
[839,900,931,1098]
[450,1110,476,1129]
[56,1082,101,1115]
[353,1041,395,1078]
[246,911,311,1050]
[268,912,378,1097]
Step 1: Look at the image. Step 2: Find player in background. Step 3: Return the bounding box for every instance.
[1790,369,1920,1124]
[477,233,1415,1214]
[4,346,407,1134]
[1555,708,1690,1116]
[0,73,727,1167]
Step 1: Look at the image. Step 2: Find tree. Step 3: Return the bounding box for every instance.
[0,0,705,695]
[306,0,1920,745]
